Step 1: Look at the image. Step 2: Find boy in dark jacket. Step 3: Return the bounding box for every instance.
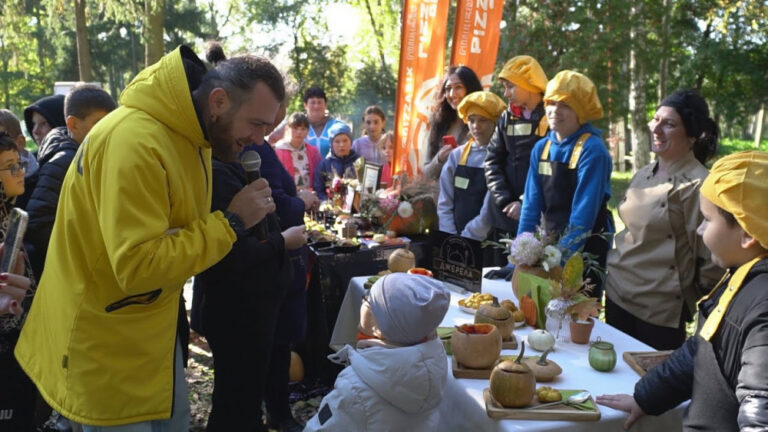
[597,151,768,432]
[314,122,359,200]
[484,56,549,265]
[24,84,116,277]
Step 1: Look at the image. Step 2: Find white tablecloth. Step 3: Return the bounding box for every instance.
[329,272,686,431]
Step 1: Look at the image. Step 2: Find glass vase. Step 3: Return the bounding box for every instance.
[545,298,573,342]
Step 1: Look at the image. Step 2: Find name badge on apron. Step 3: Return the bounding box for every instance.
[454,176,470,189]
[538,162,553,176]
[507,123,532,136]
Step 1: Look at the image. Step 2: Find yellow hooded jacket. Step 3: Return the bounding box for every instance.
[15,46,236,426]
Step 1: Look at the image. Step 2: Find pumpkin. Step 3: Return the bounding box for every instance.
[511,310,526,323]
[451,323,501,369]
[388,246,415,273]
[520,295,538,327]
[489,341,536,408]
[500,299,517,312]
[536,386,562,402]
[523,348,562,382]
[527,329,556,352]
[475,297,514,341]
[512,265,551,298]
[289,351,304,383]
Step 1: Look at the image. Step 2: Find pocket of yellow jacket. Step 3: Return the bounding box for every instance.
[105,288,163,312]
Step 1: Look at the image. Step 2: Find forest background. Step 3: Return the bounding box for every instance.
[1,0,766,171]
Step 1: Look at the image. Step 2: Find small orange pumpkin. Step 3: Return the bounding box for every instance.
[520,295,537,327]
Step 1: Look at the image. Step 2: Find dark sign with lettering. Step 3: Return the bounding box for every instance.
[432,231,483,292]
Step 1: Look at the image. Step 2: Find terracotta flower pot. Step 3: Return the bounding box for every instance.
[511,265,551,299]
[569,317,595,344]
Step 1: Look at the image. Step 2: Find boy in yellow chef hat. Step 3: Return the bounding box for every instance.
[598,151,768,431]
[437,91,506,241]
[516,70,613,300]
[484,55,549,272]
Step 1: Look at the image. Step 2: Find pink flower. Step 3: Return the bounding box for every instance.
[379,196,400,213]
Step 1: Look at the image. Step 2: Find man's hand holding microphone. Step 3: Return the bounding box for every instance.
[225,150,306,249]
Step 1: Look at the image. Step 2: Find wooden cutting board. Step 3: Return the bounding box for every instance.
[483,388,601,421]
[452,355,495,379]
[623,350,673,377]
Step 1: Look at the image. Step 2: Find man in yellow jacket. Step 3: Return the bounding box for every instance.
[14,45,284,430]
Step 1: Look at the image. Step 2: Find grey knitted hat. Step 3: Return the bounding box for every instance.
[368,273,450,345]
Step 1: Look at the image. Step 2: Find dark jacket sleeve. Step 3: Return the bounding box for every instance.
[24,149,76,275]
[735,278,768,430]
[204,163,286,282]
[260,155,304,229]
[484,116,514,209]
[634,336,697,415]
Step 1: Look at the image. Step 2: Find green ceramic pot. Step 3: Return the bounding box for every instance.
[589,338,617,372]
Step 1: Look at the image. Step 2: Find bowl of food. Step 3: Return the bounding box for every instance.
[407,267,433,277]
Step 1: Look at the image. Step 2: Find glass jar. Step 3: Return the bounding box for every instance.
[545,298,573,342]
[589,337,617,372]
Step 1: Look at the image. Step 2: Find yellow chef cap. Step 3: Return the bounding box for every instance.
[457,91,507,123]
[700,151,768,249]
[544,70,604,124]
[497,56,548,94]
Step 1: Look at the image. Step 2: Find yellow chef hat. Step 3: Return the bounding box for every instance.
[544,70,604,124]
[457,91,507,123]
[700,151,768,249]
[497,55,548,94]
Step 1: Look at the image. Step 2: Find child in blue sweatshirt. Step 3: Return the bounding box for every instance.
[517,70,614,300]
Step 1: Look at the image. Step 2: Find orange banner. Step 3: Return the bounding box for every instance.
[393,0,450,178]
[450,0,505,89]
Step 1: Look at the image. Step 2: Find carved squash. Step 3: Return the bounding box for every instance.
[451,323,502,369]
[475,297,514,340]
[489,341,536,408]
[520,295,538,327]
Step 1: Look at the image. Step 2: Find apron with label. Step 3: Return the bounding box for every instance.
[453,142,487,233]
[538,134,612,295]
[489,115,550,234]
[685,256,768,431]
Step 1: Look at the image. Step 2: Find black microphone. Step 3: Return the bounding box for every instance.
[240,150,269,240]
[241,150,262,182]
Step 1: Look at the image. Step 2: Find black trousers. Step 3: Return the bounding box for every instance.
[605,296,687,351]
[0,346,37,432]
[203,287,285,432]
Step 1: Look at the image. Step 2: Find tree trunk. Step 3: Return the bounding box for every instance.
[1,37,9,109]
[144,0,165,67]
[129,22,139,75]
[32,2,49,88]
[657,0,670,101]
[753,104,765,149]
[363,0,388,74]
[74,0,93,82]
[207,0,219,39]
[694,21,713,91]
[629,2,650,172]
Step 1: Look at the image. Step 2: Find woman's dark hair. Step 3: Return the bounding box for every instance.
[427,66,482,160]
[659,89,718,164]
[0,131,19,153]
[303,86,327,103]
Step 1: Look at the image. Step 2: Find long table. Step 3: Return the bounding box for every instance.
[330,273,685,431]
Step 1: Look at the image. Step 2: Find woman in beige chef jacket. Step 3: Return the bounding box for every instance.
[604,90,724,351]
